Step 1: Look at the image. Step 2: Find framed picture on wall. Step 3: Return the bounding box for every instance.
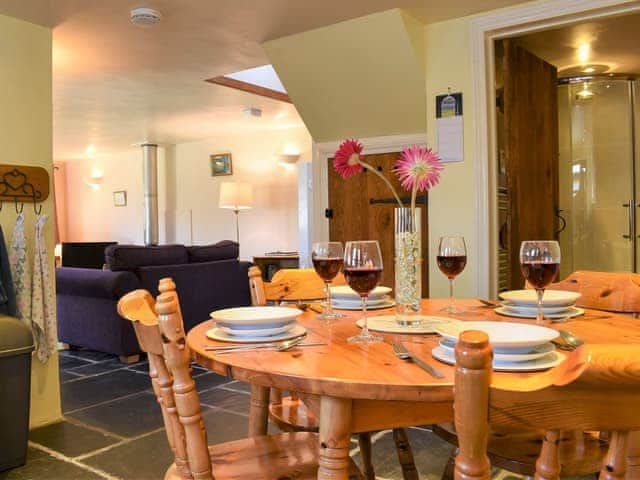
[210,153,233,176]
[113,190,127,207]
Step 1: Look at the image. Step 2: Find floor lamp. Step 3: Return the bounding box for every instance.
[219,182,253,251]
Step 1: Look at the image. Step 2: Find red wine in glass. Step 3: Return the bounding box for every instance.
[312,257,344,282]
[519,240,561,324]
[436,255,467,279]
[520,261,559,289]
[343,267,383,295]
[311,242,344,320]
[343,240,384,344]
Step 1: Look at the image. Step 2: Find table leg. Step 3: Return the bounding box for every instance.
[626,431,640,479]
[318,396,353,480]
[248,384,270,436]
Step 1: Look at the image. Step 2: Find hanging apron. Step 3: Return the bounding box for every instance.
[9,212,32,326]
[32,214,55,362]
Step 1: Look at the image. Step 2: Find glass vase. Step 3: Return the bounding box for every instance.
[394,207,422,325]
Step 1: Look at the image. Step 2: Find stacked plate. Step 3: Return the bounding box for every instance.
[495,290,583,319]
[330,286,395,310]
[432,321,564,371]
[206,306,306,343]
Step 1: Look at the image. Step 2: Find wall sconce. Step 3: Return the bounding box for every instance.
[278,153,300,166]
[84,172,103,189]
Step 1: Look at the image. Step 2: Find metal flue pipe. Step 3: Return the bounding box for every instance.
[142,143,159,245]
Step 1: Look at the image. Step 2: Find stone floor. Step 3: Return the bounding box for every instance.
[0,348,582,480]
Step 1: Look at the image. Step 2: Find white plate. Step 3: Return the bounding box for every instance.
[206,324,306,343]
[499,290,581,307]
[431,346,564,372]
[434,321,559,349]
[356,315,454,334]
[216,322,295,337]
[209,306,302,327]
[439,339,555,362]
[500,303,574,315]
[331,296,391,308]
[332,300,396,311]
[495,306,584,320]
[330,285,392,301]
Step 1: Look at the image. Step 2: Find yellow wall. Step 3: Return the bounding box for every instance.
[0,14,61,427]
[424,17,477,297]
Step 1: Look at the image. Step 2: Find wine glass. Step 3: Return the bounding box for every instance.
[437,236,467,314]
[311,241,345,320]
[343,240,384,344]
[520,240,561,324]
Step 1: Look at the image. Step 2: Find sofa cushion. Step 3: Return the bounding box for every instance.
[187,241,238,263]
[55,267,140,299]
[106,245,188,271]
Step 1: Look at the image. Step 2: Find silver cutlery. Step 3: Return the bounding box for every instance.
[552,329,584,350]
[475,298,501,308]
[392,341,445,379]
[205,333,307,351]
[212,337,323,355]
[551,313,611,323]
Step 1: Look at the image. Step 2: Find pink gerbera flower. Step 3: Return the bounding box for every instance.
[395,146,444,191]
[333,139,364,178]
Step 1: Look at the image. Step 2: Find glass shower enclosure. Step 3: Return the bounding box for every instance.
[558,78,639,278]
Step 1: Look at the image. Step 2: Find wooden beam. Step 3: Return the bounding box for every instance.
[205,76,292,104]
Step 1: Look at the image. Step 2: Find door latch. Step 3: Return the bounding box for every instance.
[325,208,333,219]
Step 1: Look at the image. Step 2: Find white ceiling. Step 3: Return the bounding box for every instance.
[0,0,533,159]
[515,12,640,78]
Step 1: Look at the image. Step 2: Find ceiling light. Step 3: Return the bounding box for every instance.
[582,67,595,73]
[243,107,262,118]
[278,153,300,165]
[577,43,590,64]
[576,82,594,100]
[130,7,162,27]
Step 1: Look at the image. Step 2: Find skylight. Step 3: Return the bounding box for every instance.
[224,65,287,94]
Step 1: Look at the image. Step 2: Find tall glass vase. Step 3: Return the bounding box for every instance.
[394,207,422,325]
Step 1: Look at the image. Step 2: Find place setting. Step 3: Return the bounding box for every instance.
[205,305,325,354]
[431,320,565,372]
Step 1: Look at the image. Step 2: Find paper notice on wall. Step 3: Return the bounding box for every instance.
[436,116,464,162]
[435,91,464,163]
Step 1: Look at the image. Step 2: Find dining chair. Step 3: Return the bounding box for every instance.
[548,270,640,315]
[248,265,419,480]
[435,270,640,479]
[452,329,640,480]
[117,278,363,479]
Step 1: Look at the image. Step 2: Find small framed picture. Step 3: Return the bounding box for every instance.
[113,190,127,207]
[211,153,233,176]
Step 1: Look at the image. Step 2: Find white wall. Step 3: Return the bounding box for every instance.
[171,127,311,260]
[61,126,311,261]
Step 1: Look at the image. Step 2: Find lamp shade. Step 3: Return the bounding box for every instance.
[219,182,253,210]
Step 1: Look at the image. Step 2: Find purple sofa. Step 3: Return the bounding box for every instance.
[56,242,251,360]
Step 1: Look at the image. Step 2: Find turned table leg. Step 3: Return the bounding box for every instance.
[248,384,270,436]
[318,396,353,480]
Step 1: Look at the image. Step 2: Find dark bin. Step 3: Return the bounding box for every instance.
[0,316,34,472]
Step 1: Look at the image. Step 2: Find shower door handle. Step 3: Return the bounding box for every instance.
[623,202,635,240]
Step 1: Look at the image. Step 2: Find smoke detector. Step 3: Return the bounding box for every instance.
[130,7,162,27]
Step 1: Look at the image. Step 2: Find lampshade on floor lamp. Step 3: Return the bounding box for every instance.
[219,182,253,248]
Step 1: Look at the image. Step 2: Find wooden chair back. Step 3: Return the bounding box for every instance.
[453,330,640,480]
[548,270,640,314]
[117,288,193,478]
[248,266,345,304]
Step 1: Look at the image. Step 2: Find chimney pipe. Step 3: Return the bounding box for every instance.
[142,143,159,245]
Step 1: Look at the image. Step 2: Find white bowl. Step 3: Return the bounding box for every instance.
[330,285,392,301]
[434,321,559,350]
[499,290,581,307]
[209,306,302,327]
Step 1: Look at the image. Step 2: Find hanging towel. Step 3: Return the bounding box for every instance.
[32,214,55,362]
[0,224,18,317]
[10,212,32,325]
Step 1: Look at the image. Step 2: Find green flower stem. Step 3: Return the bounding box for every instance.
[410,184,418,234]
[359,161,403,208]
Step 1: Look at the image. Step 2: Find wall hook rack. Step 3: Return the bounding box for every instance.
[0,165,49,215]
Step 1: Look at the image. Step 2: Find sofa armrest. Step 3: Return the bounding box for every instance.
[56,267,140,299]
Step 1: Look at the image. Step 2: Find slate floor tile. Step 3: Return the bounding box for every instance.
[199,388,249,414]
[194,372,230,392]
[61,370,150,413]
[29,420,119,458]
[0,451,103,480]
[58,355,93,370]
[67,391,188,438]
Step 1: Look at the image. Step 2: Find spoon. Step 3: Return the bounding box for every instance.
[214,334,309,355]
[557,329,584,350]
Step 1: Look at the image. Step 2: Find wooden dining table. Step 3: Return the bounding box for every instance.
[187,298,640,479]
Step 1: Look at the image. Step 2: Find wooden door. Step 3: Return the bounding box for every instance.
[327,152,429,297]
[501,39,559,290]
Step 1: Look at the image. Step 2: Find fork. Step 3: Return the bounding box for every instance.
[392,341,445,379]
